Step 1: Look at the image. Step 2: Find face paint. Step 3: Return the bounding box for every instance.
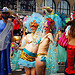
[44,21,50,29]
[44,26,49,29]
[44,21,51,34]
[46,21,50,26]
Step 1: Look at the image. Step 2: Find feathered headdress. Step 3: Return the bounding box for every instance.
[26,12,44,32]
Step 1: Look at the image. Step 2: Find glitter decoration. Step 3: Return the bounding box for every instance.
[46,41,59,75]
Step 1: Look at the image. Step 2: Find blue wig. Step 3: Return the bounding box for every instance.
[26,12,44,33]
[26,12,45,41]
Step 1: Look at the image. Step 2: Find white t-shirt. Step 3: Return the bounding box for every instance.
[21,36,26,46]
[65,25,71,36]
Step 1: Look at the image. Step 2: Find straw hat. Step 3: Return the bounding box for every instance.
[13,36,21,42]
[12,14,18,18]
[0,7,14,16]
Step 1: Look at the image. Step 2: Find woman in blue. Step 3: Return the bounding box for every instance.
[0,7,13,75]
[35,18,58,75]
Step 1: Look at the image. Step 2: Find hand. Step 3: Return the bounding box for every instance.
[36,38,41,45]
[16,46,19,49]
[55,44,58,47]
[19,47,24,50]
[40,40,42,43]
[8,73,12,75]
[52,41,54,44]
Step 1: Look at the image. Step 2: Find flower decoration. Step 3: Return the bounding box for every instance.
[42,7,54,15]
[46,18,55,26]
[30,20,38,27]
[42,7,50,15]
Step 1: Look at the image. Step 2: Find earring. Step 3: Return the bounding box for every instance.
[50,29,52,31]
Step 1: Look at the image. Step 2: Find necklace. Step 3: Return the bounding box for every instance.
[31,33,36,42]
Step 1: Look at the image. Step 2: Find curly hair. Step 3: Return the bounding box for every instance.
[69,19,75,38]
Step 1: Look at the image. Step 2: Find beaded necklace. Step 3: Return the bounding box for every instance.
[31,33,36,42]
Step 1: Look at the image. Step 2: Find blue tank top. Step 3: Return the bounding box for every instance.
[0,20,6,34]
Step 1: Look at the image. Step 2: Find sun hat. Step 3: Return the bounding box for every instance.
[0,7,13,16]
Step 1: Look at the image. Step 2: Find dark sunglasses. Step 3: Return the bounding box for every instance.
[2,12,9,14]
[44,26,49,28]
[30,25,37,28]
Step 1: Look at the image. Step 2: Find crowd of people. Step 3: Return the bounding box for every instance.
[0,6,75,75]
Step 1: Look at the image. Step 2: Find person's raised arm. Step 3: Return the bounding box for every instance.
[11,29,14,42]
[48,33,54,44]
[19,35,27,50]
[55,33,59,42]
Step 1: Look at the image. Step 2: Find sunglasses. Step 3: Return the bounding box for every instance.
[2,12,9,14]
[30,25,37,28]
[44,26,49,28]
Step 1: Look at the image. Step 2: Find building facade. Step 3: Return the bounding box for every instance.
[41,0,75,16]
[0,0,75,16]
